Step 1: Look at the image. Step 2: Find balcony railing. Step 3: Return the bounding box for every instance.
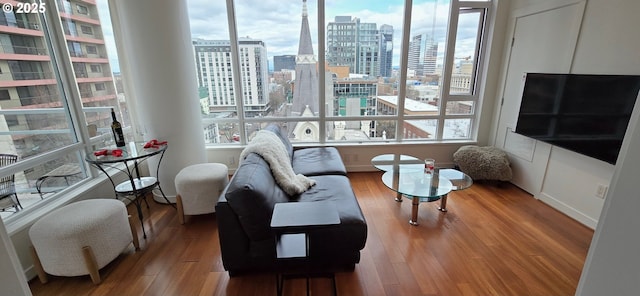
[0,19,41,30]
[18,94,60,106]
[69,51,87,58]
[11,71,54,80]
[0,44,48,55]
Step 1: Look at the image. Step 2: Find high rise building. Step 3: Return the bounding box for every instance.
[326,16,392,77]
[378,24,394,78]
[0,0,119,179]
[273,55,296,71]
[193,38,269,116]
[326,16,357,71]
[408,33,438,76]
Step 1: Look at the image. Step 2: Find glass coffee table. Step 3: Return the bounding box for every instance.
[372,154,473,225]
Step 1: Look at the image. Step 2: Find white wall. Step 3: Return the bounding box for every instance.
[576,89,640,295]
[491,0,640,228]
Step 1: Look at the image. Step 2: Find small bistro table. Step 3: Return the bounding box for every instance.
[85,142,172,239]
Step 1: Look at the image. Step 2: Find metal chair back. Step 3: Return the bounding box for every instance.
[0,154,20,211]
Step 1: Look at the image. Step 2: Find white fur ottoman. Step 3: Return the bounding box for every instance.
[453,145,513,181]
[29,199,137,284]
[175,163,229,224]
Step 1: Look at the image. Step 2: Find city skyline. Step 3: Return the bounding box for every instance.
[98,0,479,73]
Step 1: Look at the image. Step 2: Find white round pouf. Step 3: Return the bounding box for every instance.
[29,199,135,284]
[175,163,228,224]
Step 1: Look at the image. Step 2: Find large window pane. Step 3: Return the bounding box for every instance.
[404,119,438,140]
[0,4,77,162]
[0,151,88,220]
[188,1,239,144]
[325,1,404,142]
[187,0,490,145]
[443,118,471,139]
[236,1,318,121]
[406,0,451,113]
[448,9,484,95]
[1,0,127,219]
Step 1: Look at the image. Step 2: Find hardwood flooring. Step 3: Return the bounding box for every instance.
[29,172,594,296]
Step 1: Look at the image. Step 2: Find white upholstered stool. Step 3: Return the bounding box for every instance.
[29,199,138,284]
[175,163,229,224]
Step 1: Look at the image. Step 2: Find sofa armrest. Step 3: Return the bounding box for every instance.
[215,198,251,272]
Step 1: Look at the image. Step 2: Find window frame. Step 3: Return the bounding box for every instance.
[207,0,492,145]
[0,0,109,224]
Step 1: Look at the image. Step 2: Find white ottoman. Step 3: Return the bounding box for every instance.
[29,199,137,284]
[175,163,229,224]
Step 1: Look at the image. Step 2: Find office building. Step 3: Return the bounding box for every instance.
[273,55,296,71]
[408,33,438,76]
[193,38,269,116]
[378,24,394,77]
[326,16,390,77]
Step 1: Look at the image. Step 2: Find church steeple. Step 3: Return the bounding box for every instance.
[290,0,319,122]
[297,0,315,63]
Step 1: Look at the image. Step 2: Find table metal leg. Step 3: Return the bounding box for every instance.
[135,200,147,239]
[409,196,420,226]
[438,194,448,212]
[395,192,403,202]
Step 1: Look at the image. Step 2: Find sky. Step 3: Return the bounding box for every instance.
[97,0,482,73]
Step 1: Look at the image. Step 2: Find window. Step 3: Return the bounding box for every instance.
[0,89,10,100]
[90,64,101,73]
[1,0,128,222]
[188,0,490,145]
[76,4,89,15]
[86,45,97,55]
[80,25,93,35]
[4,115,18,126]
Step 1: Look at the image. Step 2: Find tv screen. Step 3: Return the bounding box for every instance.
[515,73,640,165]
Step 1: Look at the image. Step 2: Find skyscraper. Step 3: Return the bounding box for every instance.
[378,24,394,77]
[326,15,357,73]
[326,16,392,77]
[193,38,269,116]
[408,34,438,76]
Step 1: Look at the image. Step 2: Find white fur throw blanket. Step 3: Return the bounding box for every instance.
[240,130,316,195]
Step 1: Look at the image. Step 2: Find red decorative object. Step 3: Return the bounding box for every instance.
[143,139,167,149]
[93,149,124,157]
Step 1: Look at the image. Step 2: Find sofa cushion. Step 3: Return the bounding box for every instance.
[298,175,368,255]
[293,147,347,176]
[224,153,289,243]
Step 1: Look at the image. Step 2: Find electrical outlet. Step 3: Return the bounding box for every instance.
[595,184,608,199]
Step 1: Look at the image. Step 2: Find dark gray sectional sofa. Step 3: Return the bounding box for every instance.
[215,124,367,276]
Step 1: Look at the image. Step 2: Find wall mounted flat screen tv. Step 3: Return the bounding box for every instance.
[515,73,640,165]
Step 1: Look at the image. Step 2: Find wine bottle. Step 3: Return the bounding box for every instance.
[110,108,126,147]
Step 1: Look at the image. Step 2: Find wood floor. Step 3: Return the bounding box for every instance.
[29,172,594,296]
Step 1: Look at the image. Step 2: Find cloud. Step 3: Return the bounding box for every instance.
[97,0,481,71]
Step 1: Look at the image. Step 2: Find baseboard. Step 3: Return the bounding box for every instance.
[536,192,598,229]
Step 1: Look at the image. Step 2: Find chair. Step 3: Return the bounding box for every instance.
[0,154,21,212]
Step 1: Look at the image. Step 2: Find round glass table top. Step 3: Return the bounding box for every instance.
[381,171,453,202]
[85,141,167,164]
[371,154,423,172]
[438,168,473,191]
